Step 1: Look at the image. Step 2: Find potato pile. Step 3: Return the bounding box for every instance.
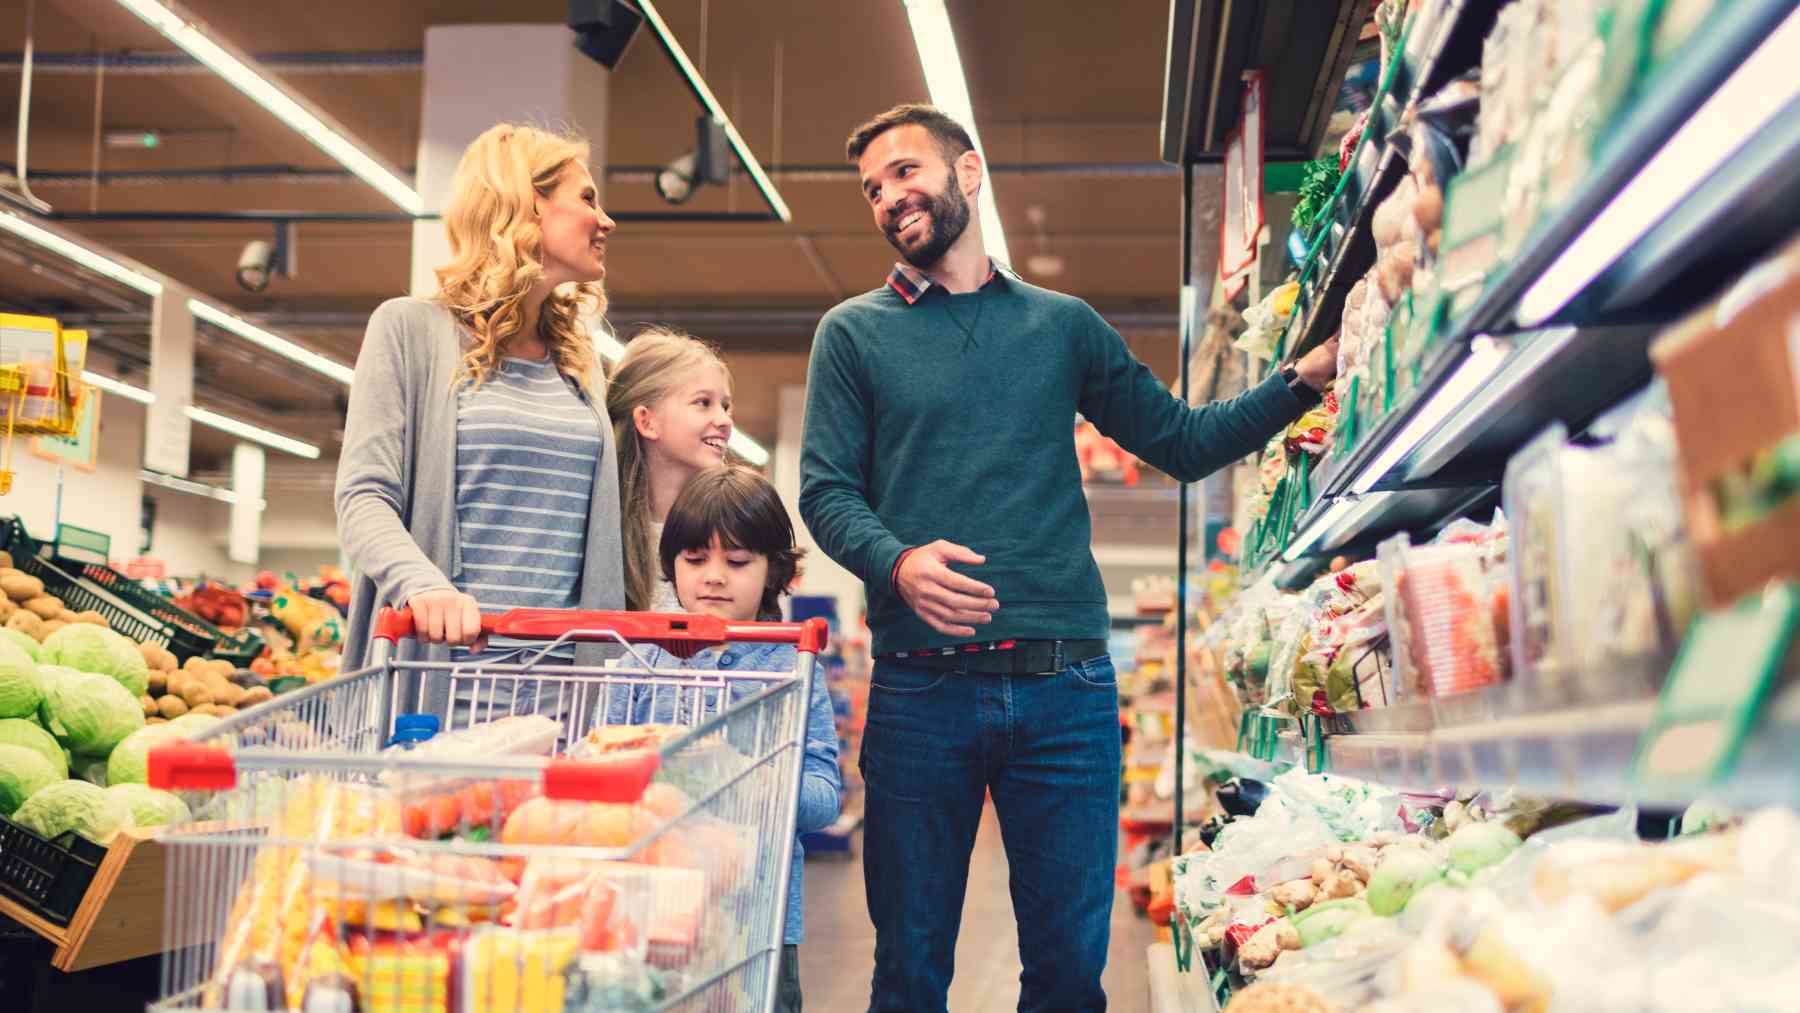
[139,651,273,725]
[0,551,110,644]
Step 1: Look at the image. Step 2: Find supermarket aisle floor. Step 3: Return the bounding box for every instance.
[801,802,1156,1012]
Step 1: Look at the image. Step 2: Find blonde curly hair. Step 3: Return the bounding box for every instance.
[433,123,604,390]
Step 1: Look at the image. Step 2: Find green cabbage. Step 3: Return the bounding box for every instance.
[104,783,190,828]
[1292,897,1373,947]
[39,666,145,754]
[0,636,42,719]
[0,743,61,815]
[107,724,180,786]
[0,718,67,778]
[41,625,149,697]
[0,627,40,661]
[1446,822,1522,876]
[1367,848,1445,916]
[11,779,134,844]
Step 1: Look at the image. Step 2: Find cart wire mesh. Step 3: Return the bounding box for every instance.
[149,608,827,1013]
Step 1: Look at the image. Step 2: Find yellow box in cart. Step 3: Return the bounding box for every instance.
[1652,235,1800,606]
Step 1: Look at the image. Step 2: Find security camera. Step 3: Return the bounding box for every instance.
[655,152,699,205]
[236,240,275,293]
[652,117,733,206]
[235,222,296,293]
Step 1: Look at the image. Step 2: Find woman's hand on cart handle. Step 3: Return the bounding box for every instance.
[404,588,487,648]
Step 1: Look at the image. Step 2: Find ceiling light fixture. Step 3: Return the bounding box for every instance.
[111,0,422,214]
[0,208,163,296]
[187,299,355,386]
[81,371,156,405]
[634,0,792,223]
[185,405,321,460]
[1514,7,1800,327]
[591,318,767,465]
[901,0,1009,264]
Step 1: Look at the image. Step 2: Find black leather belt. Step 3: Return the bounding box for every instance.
[881,639,1109,675]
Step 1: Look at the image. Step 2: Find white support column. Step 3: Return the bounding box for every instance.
[774,384,865,625]
[144,287,193,477]
[411,25,613,297]
[228,442,266,566]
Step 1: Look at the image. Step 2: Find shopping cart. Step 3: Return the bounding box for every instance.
[146,605,829,1013]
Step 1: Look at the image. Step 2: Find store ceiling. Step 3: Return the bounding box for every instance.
[0,0,1221,461]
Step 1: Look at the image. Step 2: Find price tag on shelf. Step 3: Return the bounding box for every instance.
[1633,582,1798,794]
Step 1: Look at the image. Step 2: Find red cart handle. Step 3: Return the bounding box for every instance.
[375,606,828,655]
[147,739,660,803]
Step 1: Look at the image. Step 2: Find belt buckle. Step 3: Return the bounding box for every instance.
[1050,640,1065,673]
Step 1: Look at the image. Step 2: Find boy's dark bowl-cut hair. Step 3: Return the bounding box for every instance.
[845,102,974,165]
[659,465,807,620]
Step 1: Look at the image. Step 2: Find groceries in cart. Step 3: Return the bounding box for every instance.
[149,605,827,1012]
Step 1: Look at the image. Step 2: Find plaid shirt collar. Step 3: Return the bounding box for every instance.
[886,258,1006,305]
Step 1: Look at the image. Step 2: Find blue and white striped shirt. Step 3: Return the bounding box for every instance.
[453,356,600,664]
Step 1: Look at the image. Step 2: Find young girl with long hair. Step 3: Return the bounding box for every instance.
[606,328,735,612]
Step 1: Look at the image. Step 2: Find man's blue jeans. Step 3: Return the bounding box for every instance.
[861,654,1122,1012]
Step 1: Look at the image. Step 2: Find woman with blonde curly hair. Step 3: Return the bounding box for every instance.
[336,123,623,709]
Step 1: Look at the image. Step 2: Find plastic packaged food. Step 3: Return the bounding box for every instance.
[1381,523,1510,700]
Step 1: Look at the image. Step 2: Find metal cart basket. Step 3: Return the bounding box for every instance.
[147,606,829,1013]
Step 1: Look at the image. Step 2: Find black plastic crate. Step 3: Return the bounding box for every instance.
[0,813,108,927]
[0,516,218,660]
[210,625,266,667]
[74,562,220,661]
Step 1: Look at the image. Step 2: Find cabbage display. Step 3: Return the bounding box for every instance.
[41,625,150,697]
[0,636,42,719]
[0,743,61,815]
[0,717,67,778]
[0,627,40,661]
[38,666,145,754]
[11,779,134,844]
[105,783,190,828]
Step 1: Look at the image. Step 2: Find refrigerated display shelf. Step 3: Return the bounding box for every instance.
[1267,0,1799,573]
[1307,686,1800,810]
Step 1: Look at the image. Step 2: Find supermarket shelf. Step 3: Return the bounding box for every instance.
[1284,0,1497,360]
[1147,941,1221,1013]
[1160,0,1371,164]
[1312,686,1800,810]
[1273,0,1800,567]
[1399,322,1659,483]
[0,825,178,972]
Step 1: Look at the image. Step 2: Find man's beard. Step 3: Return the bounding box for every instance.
[885,180,972,269]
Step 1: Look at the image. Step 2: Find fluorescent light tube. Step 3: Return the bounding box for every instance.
[111,0,421,214]
[0,209,163,296]
[1515,7,1800,326]
[1349,338,1511,495]
[187,299,355,386]
[81,371,156,405]
[902,0,1009,265]
[185,405,321,460]
[1283,499,1357,561]
[728,430,771,467]
[635,0,792,223]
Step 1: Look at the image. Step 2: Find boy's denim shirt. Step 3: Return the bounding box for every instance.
[602,641,842,945]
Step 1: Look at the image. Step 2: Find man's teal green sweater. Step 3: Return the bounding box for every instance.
[798,271,1304,657]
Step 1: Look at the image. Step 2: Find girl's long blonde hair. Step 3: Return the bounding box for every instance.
[434,123,603,390]
[608,327,733,612]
